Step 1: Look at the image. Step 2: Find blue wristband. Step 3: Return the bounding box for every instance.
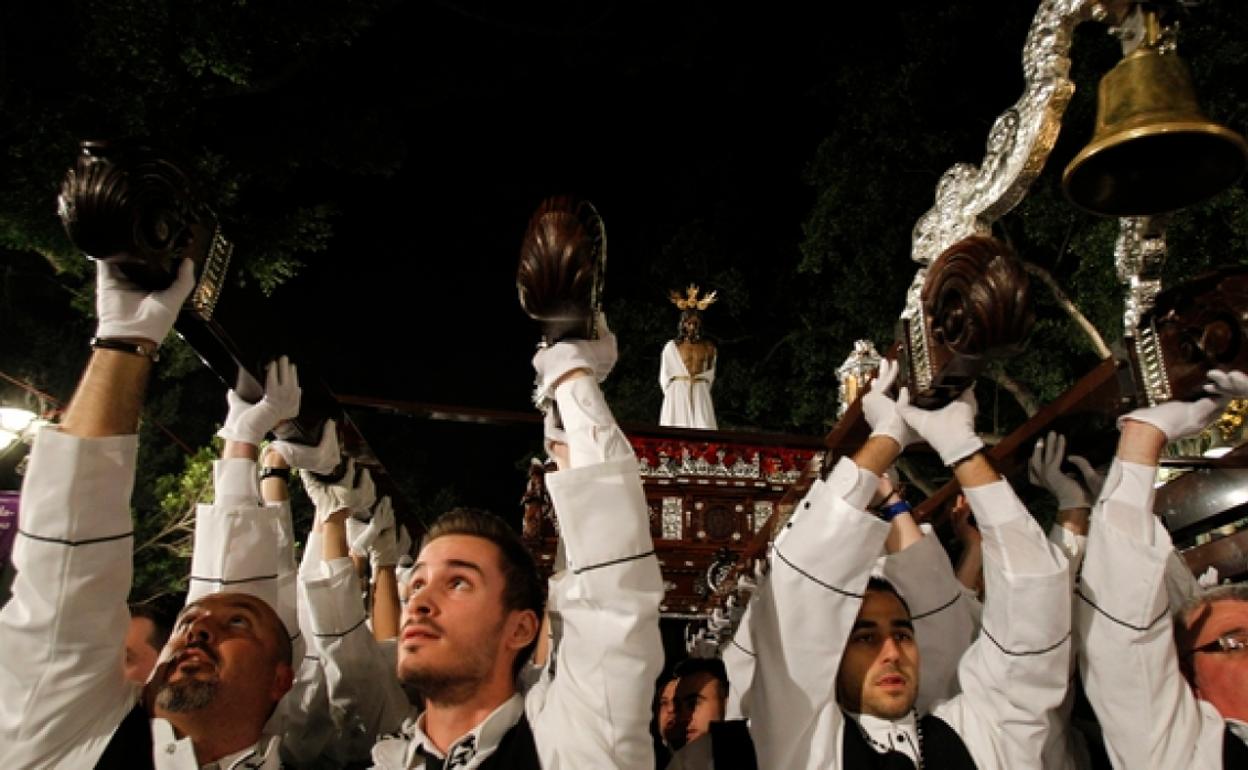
[879,500,912,522]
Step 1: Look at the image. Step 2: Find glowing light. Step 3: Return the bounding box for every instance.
[0,408,36,434]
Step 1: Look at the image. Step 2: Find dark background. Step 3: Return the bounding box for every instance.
[4,0,1246,538]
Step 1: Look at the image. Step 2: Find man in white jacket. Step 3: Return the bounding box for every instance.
[735,361,1072,769]
[1076,369,1248,769]
[0,260,304,769]
[366,327,666,769]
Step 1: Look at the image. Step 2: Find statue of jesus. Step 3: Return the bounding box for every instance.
[660,285,718,429]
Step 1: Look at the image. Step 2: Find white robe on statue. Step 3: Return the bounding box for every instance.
[660,340,717,429]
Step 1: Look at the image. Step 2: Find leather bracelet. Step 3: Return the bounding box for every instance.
[878,500,912,522]
[90,336,159,362]
[259,466,292,483]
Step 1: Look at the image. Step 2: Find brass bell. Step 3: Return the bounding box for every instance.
[1063,9,1248,217]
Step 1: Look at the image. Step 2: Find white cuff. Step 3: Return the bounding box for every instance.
[825,456,880,511]
[1097,459,1159,546]
[553,376,631,467]
[213,458,260,508]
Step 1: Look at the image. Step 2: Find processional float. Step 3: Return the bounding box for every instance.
[711,0,1248,624]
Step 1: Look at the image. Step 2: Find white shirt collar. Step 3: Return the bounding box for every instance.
[1229,718,1248,746]
[406,693,526,769]
[150,718,279,770]
[848,710,921,766]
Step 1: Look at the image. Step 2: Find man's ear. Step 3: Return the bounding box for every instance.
[506,609,540,652]
[270,662,295,703]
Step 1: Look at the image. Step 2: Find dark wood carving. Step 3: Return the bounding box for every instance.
[900,235,1034,407]
[55,139,406,497]
[1128,267,1248,405]
[516,195,606,342]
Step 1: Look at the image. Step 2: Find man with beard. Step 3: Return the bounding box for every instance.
[733,360,1073,769]
[0,259,302,768]
[368,329,665,769]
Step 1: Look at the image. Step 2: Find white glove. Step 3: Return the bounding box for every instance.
[356,496,398,571]
[1028,432,1091,510]
[1066,455,1104,499]
[1118,390,1225,442]
[1198,565,1220,588]
[301,458,376,523]
[861,359,920,449]
[217,357,301,445]
[94,259,196,344]
[1205,369,1248,399]
[269,418,341,474]
[531,312,618,404]
[895,387,984,466]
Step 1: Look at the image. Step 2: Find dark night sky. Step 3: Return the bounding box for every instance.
[248,0,1029,518]
[1,1,1038,521]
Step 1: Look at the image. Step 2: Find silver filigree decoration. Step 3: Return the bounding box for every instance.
[910,0,1097,266]
[661,496,683,540]
[752,500,774,533]
[1115,215,1170,334]
[189,226,234,322]
[836,339,883,417]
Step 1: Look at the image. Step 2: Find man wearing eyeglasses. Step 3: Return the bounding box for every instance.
[1076,369,1248,769]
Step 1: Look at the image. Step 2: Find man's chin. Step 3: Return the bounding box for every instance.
[866,697,915,721]
[152,678,220,714]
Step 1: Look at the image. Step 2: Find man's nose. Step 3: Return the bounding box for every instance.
[184,615,215,644]
[405,583,436,618]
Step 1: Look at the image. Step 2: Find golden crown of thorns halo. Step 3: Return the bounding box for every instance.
[670,285,718,311]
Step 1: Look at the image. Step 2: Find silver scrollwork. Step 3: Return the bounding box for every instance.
[910,0,1098,267]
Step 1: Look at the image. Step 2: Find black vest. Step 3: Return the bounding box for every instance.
[94,702,154,770]
[841,713,978,770]
[1225,725,1248,767]
[422,715,541,770]
[708,719,758,770]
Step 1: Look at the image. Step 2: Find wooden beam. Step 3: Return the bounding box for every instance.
[913,357,1124,521]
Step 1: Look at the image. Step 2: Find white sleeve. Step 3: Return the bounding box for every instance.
[934,479,1072,770]
[737,460,890,769]
[186,459,287,619]
[0,428,139,769]
[301,557,409,750]
[880,525,978,714]
[722,599,756,720]
[529,376,664,770]
[1075,459,1226,770]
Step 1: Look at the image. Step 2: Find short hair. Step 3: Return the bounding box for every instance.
[129,601,176,652]
[422,507,546,677]
[1173,582,1248,680]
[674,656,729,697]
[864,576,912,618]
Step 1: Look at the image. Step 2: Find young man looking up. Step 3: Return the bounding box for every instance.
[369,325,665,769]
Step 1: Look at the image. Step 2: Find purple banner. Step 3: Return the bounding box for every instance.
[0,491,18,564]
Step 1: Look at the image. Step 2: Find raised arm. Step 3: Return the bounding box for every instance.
[0,260,194,768]
[299,459,411,758]
[1076,380,1235,770]
[527,324,664,769]
[897,388,1072,770]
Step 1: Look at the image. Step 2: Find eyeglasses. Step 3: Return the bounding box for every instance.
[1186,630,1248,657]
